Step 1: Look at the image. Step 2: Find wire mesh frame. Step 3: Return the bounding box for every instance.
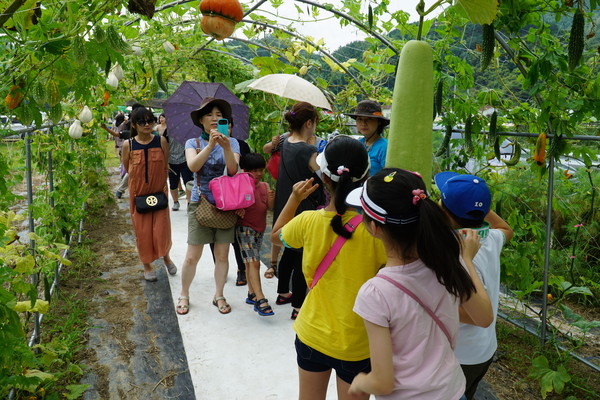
[434,125,600,363]
[6,124,85,400]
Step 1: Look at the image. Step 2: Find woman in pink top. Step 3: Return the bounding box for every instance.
[347,168,488,399]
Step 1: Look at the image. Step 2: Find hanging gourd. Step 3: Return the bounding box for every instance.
[69,120,83,139]
[199,0,244,40]
[79,105,93,124]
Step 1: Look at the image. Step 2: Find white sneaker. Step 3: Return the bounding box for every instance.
[172,201,180,211]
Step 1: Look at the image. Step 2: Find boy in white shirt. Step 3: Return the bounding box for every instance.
[435,171,514,400]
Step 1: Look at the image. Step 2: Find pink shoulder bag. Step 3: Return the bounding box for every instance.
[310,214,362,289]
[209,172,256,211]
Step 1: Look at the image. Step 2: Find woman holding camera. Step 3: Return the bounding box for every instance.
[176,97,240,315]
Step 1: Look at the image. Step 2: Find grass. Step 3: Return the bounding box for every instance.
[495,318,600,399]
[103,138,121,169]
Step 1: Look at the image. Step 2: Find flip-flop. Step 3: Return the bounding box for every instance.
[176,296,189,315]
[212,296,231,314]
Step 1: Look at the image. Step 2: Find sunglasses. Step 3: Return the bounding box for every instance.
[135,119,156,126]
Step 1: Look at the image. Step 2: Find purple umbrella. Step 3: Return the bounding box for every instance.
[162,81,249,145]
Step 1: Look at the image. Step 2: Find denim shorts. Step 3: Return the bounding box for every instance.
[295,336,371,384]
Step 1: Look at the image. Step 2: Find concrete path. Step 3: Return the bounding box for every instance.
[164,197,338,399]
[163,197,497,400]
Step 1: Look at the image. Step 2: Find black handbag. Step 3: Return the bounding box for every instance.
[135,192,168,213]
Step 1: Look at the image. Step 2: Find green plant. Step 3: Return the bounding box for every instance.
[529,355,572,399]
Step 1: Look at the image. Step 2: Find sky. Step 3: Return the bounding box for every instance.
[248,0,445,50]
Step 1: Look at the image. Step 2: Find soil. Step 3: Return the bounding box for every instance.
[40,170,194,400]
[22,167,599,399]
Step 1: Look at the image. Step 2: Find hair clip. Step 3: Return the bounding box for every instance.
[290,110,296,116]
[337,165,349,175]
[412,189,427,205]
[384,171,396,182]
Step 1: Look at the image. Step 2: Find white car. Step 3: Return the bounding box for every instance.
[0,115,27,132]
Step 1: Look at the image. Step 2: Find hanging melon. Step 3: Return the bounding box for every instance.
[386,40,434,188]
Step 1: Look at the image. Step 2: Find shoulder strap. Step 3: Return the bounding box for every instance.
[310,214,362,290]
[375,274,453,345]
[195,138,202,187]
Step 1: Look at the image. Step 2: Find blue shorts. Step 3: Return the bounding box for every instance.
[295,336,370,384]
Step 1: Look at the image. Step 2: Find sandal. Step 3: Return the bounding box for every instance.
[254,298,275,316]
[212,296,231,314]
[264,262,277,279]
[246,292,256,305]
[176,296,189,315]
[291,308,299,320]
[276,293,293,305]
[236,270,247,286]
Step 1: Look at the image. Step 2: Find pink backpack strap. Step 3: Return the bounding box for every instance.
[376,274,453,345]
[310,214,362,290]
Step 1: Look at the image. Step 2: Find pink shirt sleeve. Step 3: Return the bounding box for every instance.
[354,279,393,328]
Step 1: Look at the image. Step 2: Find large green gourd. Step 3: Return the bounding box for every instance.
[386,40,434,188]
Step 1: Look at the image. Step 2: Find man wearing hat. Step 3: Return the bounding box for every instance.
[435,171,513,400]
[345,99,390,176]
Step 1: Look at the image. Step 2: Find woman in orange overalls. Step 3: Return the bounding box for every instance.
[121,106,177,281]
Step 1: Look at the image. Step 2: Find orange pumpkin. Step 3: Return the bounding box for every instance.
[199,0,243,40]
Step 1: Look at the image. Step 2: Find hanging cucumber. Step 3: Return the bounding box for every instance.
[386,40,434,188]
[433,79,443,120]
[503,140,521,166]
[480,23,495,70]
[435,124,452,157]
[568,8,584,72]
[464,115,474,153]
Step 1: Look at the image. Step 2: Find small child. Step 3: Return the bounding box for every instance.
[348,168,489,399]
[236,153,275,316]
[434,171,513,400]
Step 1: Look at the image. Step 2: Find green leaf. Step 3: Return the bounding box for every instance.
[65,384,91,400]
[529,356,571,398]
[15,255,35,273]
[455,0,498,25]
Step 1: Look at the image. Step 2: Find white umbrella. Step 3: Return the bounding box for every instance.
[247,73,332,110]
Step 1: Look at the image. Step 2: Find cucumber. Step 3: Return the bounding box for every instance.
[157,68,168,93]
[481,23,495,70]
[503,140,521,166]
[386,40,434,188]
[434,79,443,120]
[72,36,87,64]
[435,124,452,157]
[464,115,473,153]
[568,8,584,72]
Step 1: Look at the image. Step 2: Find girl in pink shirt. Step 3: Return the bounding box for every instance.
[346,168,488,399]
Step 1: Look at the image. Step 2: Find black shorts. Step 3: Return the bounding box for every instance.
[168,162,193,190]
[295,336,370,384]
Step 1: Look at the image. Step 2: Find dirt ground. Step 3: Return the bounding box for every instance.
[62,172,194,399]
[30,168,598,399]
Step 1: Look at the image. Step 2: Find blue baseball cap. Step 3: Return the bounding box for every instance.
[434,171,491,220]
